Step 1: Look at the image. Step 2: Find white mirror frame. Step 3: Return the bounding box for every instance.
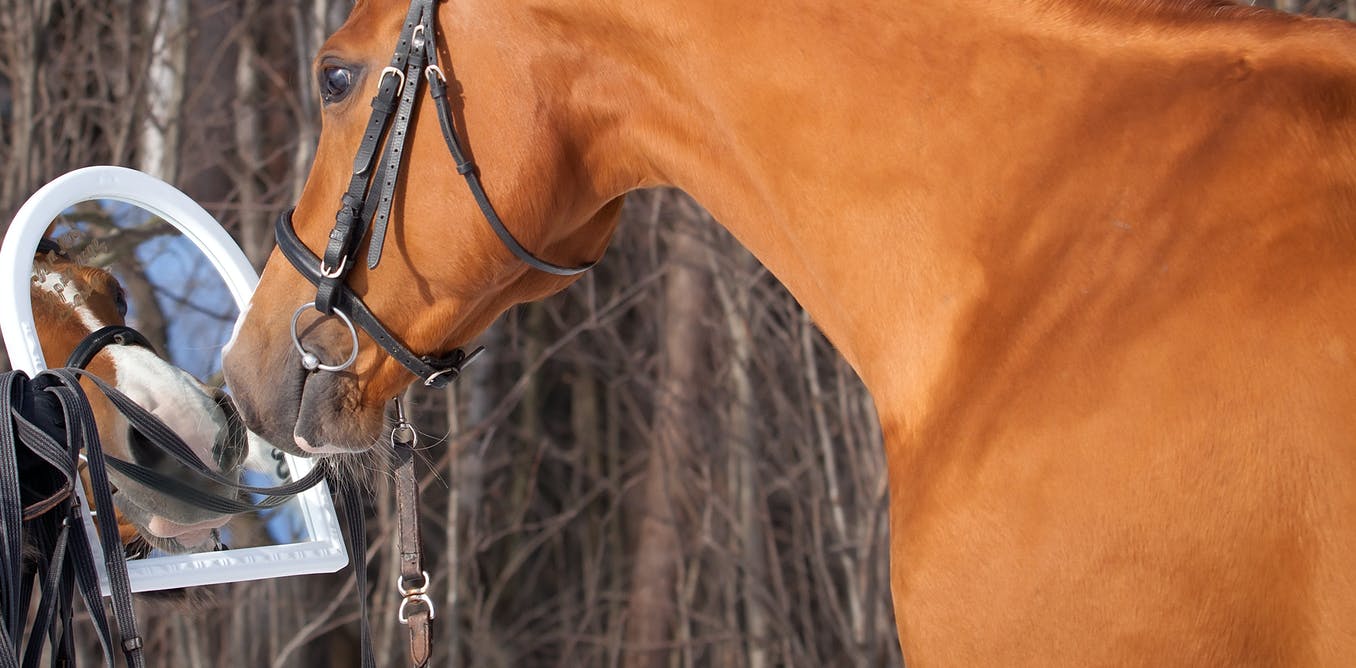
[0,166,347,593]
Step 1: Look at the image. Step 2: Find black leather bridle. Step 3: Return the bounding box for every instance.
[275,0,596,389]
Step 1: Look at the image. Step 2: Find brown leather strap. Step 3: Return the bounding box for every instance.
[393,414,432,667]
[21,485,71,521]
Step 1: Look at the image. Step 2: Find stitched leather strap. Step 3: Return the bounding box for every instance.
[394,423,430,667]
[314,0,428,314]
[1,369,147,668]
[365,52,427,269]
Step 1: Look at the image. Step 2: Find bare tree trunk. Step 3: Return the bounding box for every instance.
[290,0,334,201]
[802,310,868,662]
[711,241,768,668]
[233,0,269,266]
[0,0,54,214]
[443,381,464,668]
[139,0,188,181]
[624,194,705,667]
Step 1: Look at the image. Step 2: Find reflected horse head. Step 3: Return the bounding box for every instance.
[225,0,627,454]
[31,241,247,553]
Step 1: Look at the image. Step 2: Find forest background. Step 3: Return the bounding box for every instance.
[1,1,1350,666]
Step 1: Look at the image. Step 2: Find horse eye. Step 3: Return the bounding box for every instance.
[319,66,354,104]
[113,285,128,318]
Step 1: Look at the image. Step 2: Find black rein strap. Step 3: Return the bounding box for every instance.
[64,325,156,371]
[2,369,147,668]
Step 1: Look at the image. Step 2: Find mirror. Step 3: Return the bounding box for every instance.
[0,166,346,593]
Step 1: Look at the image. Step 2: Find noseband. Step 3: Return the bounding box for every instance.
[275,0,596,388]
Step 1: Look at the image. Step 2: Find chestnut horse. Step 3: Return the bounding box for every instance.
[32,242,246,553]
[225,0,1356,663]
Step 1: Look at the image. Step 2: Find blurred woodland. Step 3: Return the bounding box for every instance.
[0,1,1352,666]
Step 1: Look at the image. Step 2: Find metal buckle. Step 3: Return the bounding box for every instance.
[411,25,426,50]
[424,64,446,83]
[397,571,436,623]
[379,66,406,93]
[421,367,456,387]
[421,346,484,387]
[290,302,361,372]
[319,254,348,279]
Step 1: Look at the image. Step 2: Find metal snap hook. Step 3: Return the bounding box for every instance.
[397,570,436,623]
[290,302,360,372]
[391,396,419,447]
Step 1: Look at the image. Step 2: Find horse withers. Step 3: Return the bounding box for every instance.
[30,241,246,553]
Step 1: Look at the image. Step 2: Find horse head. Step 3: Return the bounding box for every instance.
[224,0,630,454]
[31,244,247,553]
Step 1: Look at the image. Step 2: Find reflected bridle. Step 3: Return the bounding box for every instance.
[274,0,596,389]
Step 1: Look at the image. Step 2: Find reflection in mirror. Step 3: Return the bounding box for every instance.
[36,200,313,561]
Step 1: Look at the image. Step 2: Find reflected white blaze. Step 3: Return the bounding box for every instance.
[33,270,103,332]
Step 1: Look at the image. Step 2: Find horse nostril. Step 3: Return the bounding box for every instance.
[126,426,167,468]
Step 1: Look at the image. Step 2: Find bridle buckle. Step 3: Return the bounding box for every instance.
[379,66,406,93]
[319,255,348,279]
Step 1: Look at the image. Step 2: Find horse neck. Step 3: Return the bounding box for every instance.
[547,0,1356,429]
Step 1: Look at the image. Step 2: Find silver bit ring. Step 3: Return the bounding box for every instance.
[290,302,360,373]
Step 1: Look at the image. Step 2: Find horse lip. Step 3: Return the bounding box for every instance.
[225,357,308,458]
[292,429,348,455]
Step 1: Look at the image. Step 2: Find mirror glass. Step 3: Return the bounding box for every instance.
[45,202,317,556]
[2,167,344,593]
